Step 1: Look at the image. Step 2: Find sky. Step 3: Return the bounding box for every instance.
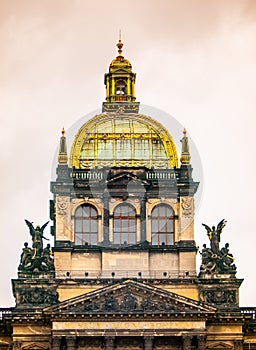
[0,0,256,307]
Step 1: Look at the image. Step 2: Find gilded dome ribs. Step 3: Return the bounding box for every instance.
[70,114,178,170]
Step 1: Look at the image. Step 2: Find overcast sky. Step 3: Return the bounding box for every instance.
[0,0,256,307]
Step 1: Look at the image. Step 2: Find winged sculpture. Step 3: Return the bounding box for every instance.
[202,219,227,254]
[25,219,50,257]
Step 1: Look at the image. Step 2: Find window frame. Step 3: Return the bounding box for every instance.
[151,204,175,245]
[74,204,98,245]
[113,203,137,245]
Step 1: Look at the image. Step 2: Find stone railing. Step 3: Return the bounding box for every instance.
[54,269,197,279]
[71,169,179,182]
[146,170,177,181]
[72,170,104,180]
[240,307,256,319]
[0,308,13,320]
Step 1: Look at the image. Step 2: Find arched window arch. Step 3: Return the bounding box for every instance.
[74,204,98,245]
[113,204,136,245]
[151,204,174,245]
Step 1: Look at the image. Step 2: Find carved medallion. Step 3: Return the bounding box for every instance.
[57,197,69,215]
[201,289,236,305]
[181,197,193,217]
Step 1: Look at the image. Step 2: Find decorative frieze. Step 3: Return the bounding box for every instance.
[201,289,236,305]
[16,287,58,305]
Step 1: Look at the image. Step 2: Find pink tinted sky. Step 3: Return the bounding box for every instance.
[0,0,256,306]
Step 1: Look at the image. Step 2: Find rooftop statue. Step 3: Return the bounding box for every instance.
[199,219,236,276]
[25,220,50,257]
[202,219,226,254]
[18,220,54,274]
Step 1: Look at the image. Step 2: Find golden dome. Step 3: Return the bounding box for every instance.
[70,113,178,169]
[109,39,132,72]
[109,56,132,71]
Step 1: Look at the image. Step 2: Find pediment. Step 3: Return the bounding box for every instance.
[112,69,130,74]
[106,172,149,186]
[44,279,216,316]
[22,344,49,350]
[207,342,233,349]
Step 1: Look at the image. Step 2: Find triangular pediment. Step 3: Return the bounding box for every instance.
[44,279,216,316]
[207,342,233,349]
[106,172,149,186]
[22,344,49,350]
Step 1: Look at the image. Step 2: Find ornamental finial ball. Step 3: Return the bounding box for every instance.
[116,31,123,56]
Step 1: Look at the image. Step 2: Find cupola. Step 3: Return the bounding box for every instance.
[103,36,139,113]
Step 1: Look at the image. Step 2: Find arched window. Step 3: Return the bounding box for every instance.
[115,80,126,95]
[113,204,136,245]
[74,205,98,245]
[151,205,174,245]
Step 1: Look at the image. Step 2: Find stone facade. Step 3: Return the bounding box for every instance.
[1,39,256,350]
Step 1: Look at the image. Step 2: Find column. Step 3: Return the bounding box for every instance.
[182,335,192,350]
[127,77,131,97]
[198,335,206,350]
[111,78,115,97]
[66,336,76,350]
[106,76,110,99]
[144,336,153,350]
[105,336,115,350]
[132,78,135,97]
[103,190,110,243]
[140,197,147,242]
[52,336,61,350]
[13,341,22,350]
[234,340,243,350]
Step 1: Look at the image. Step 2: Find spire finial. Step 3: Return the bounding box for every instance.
[116,30,123,56]
[180,128,191,165]
[58,127,68,164]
